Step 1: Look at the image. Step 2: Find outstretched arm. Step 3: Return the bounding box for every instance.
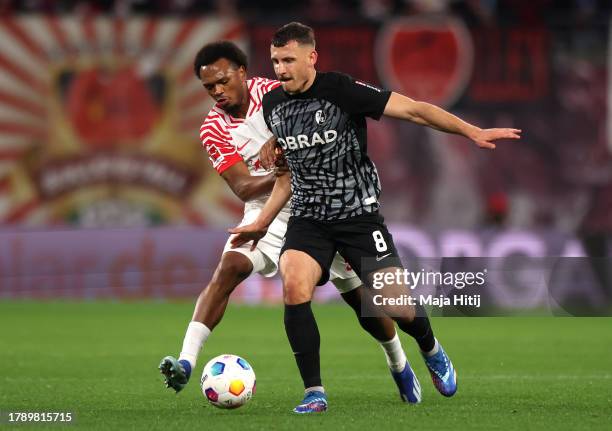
[228,173,291,250]
[383,93,521,149]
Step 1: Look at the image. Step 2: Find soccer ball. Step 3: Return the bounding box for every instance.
[200,354,256,409]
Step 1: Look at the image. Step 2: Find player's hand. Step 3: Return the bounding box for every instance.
[470,128,521,150]
[228,222,268,251]
[260,137,278,169]
[273,152,289,177]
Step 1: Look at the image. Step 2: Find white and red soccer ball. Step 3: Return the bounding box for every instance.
[200,354,256,409]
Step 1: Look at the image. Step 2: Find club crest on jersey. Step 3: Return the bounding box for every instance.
[314,109,327,125]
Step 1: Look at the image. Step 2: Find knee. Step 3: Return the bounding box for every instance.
[392,306,416,324]
[279,251,319,305]
[282,278,313,304]
[209,254,252,293]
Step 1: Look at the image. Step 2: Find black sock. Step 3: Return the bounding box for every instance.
[396,306,436,352]
[284,301,321,389]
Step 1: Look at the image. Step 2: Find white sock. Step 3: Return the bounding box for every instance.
[305,386,325,394]
[178,321,211,369]
[379,333,407,372]
[423,337,440,357]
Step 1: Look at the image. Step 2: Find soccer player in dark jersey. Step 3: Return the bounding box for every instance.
[158,41,420,403]
[230,22,521,413]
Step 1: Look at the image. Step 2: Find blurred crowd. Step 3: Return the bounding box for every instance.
[0,0,609,25]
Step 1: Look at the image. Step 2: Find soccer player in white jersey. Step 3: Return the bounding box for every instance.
[159,41,419,402]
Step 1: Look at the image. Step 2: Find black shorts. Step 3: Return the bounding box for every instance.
[281,212,402,286]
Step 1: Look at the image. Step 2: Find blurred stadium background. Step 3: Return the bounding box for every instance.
[0,0,610,307]
[1,2,611,429]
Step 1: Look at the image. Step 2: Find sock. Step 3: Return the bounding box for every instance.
[284,301,322,389]
[179,321,211,369]
[305,386,325,394]
[423,337,440,357]
[379,334,407,372]
[396,306,436,353]
[178,359,192,379]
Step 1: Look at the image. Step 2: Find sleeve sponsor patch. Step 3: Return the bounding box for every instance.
[355,80,382,92]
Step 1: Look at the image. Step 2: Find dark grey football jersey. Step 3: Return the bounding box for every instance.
[262,72,391,221]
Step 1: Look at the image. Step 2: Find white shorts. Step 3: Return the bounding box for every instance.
[223,209,361,294]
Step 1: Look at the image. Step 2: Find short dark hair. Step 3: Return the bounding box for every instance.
[271,22,315,48]
[193,41,247,78]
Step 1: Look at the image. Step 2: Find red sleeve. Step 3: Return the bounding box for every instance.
[199,116,243,174]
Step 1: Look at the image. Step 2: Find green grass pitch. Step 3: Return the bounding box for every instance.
[1,301,611,430]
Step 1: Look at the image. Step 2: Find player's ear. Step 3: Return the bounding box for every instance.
[309,49,318,67]
[238,65,247,79]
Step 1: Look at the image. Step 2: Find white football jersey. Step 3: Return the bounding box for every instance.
[199,77,290,214]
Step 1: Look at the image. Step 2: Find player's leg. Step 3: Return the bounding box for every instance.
[191,251,253,329]
[335,214,457,397]
[160,206,283,393]
[159,250,254,393]
[370,269,456,398]
[280,249,327,413]
[159,229,275,394]
[280,217,336,413]
[331,255,404,364]
[367,268,457,398]
[340,287,396,341]
[370,268,457,398]
[337,287,422,403]
[330,255,421,403]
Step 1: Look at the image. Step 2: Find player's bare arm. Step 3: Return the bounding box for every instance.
[228,173,291,250]
[220,161,276,202]
[383,92,522,150]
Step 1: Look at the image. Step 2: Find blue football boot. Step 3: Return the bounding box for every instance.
[293,390,328,414]
[422,341,457,397]
[390,361,422,403]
